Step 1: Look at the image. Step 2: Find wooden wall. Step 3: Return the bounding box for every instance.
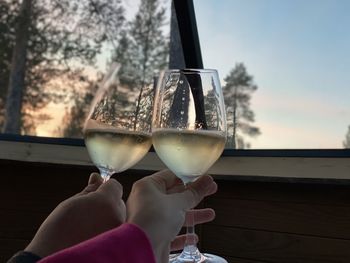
[1,159,350,263]
[201,180,350,262]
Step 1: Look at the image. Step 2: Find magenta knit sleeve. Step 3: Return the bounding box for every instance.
[38,223,156,263]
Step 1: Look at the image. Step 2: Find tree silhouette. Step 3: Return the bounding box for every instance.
[0,0,125,134]
[3,0,32,133]
[112,0,169,130]
[60,82,97,138]
[223,63,260,149]
[61,0,171,136]
[343,125,350,148]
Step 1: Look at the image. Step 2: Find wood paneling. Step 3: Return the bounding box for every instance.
[2,159,350,263]
[206,198,350,239]
[0,239,29,263]
[201,225,350,263]
[213,180,350,205]
[0,210,46,239]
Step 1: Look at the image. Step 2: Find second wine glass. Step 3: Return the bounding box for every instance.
[152,69,228,263]
[83,64,153,182]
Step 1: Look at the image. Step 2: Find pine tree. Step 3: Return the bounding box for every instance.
[62,0,173,136]
[112,0,169,130]
[0,0,125,134]
[3,0,33,133]
[0,0,19,128]
[343,125,350,148]
[60,84,96,138]
[223,63,260,149]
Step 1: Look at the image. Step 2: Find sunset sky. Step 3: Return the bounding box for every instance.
[194,0,350,148]
[36,0,171,137]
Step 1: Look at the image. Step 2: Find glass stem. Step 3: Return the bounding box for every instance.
[184,210,197,249]
[177,184,202,261]
[99,167,113,183]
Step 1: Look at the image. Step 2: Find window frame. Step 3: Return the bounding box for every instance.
[0,0,349,181]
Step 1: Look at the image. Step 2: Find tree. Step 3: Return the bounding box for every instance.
[223,63,260,149]
[3,0,32,133]
[60,84,96,138]
[0,0,19,128]
[0,0,125,134]
[61,0,173,136]
[205,77,225,130]
[112,0,169,130]
[343,125,350,148]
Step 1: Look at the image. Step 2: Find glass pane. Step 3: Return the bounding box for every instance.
[0,0,181,138]
[194,0,350,149]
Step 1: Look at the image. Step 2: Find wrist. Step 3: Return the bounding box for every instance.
[127,218,167,263]
[8,251,42,263]
[154,243,170,263]
[25,242,51,258]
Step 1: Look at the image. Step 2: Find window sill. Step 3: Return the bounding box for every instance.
[0,135,350,183]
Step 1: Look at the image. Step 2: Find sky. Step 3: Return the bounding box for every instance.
[193,0,350,149]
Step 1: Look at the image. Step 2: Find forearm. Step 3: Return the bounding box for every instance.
[37,224,156,263]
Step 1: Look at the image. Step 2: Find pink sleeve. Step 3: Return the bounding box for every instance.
[38,223,156,263]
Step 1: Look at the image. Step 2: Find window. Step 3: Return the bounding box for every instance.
[194,0,350,149]
[1,0,349,179]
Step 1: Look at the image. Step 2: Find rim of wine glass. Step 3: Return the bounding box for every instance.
[164,68,218,74]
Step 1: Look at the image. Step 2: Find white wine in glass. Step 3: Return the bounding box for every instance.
[152,128,225,184]
[84,64,153,182]
[152,69,228,263]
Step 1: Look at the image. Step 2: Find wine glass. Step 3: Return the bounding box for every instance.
[152,69,228,263]
[83,63,153,182]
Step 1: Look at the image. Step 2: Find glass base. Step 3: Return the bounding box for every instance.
[170,251,228,263]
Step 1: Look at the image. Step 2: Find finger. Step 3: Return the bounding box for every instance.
[148,169,182,191]
[167,183,186,194]
[170,234,198,252]
[89,172,103,185]
[97,178,123,201]
[184,208,215,226]
[79,173,104,195]
[175,175,215,210]
[206,181,218,196]
[168,177,217,195]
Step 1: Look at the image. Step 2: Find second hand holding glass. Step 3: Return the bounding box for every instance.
[152,69,228,263]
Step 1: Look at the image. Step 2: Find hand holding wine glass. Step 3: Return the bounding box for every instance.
[127,170,217,263]
[152,69,227,263]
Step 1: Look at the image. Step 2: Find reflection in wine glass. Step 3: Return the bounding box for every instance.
[152,69,228,262]
[83,63,153,182]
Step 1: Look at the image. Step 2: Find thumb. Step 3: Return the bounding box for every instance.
[79,173,104,195]
[175,175,216,210]
[97,178,123,202]
[88,172,103,185]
